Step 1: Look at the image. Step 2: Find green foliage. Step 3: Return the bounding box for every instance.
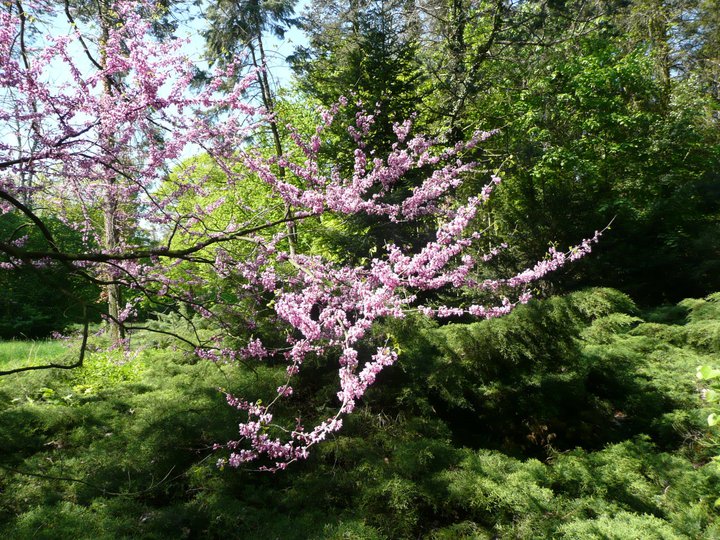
[555,511,683,539]
[131,307,218,350]
[203,0,298,65]
[292,0,424,126]
[361,0,720,304]
[478,32,720,302]
[0,344,287,538]
[692,294,720,506]
[0,213,100,338]
[385,288,680,454]
[289,0,720,302]
[2,289,720,538]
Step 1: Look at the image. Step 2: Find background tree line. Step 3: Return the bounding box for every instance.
[3,0,718,337]
[286,0,720,303]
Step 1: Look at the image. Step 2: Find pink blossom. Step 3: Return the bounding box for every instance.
[0,0,606,472]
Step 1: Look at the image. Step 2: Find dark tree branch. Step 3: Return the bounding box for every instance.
[0,208,312,264]
[64,0,105,72]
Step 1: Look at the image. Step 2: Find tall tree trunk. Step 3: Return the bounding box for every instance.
[99,1,124,342]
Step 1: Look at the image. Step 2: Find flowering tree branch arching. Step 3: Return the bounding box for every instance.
[0,0,602,470]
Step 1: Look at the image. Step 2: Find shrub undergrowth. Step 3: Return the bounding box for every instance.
[0,289,719,539]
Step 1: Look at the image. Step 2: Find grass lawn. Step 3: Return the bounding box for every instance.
[0,339,72,370]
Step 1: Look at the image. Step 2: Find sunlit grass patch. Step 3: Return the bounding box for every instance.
[0,337,154,404]
[0,339,70,370]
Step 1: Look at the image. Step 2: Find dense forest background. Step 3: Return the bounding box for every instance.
[1,0,720,538]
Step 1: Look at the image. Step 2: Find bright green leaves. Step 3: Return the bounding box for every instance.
[698,366,720,427]
[697,365,720,381]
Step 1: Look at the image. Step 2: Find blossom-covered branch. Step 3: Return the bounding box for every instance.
[0,0,602,471]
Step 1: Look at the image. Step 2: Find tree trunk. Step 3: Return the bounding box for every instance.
[99,2,124,342]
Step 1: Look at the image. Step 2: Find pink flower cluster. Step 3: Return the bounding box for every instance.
[0,1,604,471]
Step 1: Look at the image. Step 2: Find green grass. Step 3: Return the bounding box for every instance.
[0,339,71,369]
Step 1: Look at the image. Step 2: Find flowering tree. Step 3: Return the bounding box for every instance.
[0,0,602,470]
